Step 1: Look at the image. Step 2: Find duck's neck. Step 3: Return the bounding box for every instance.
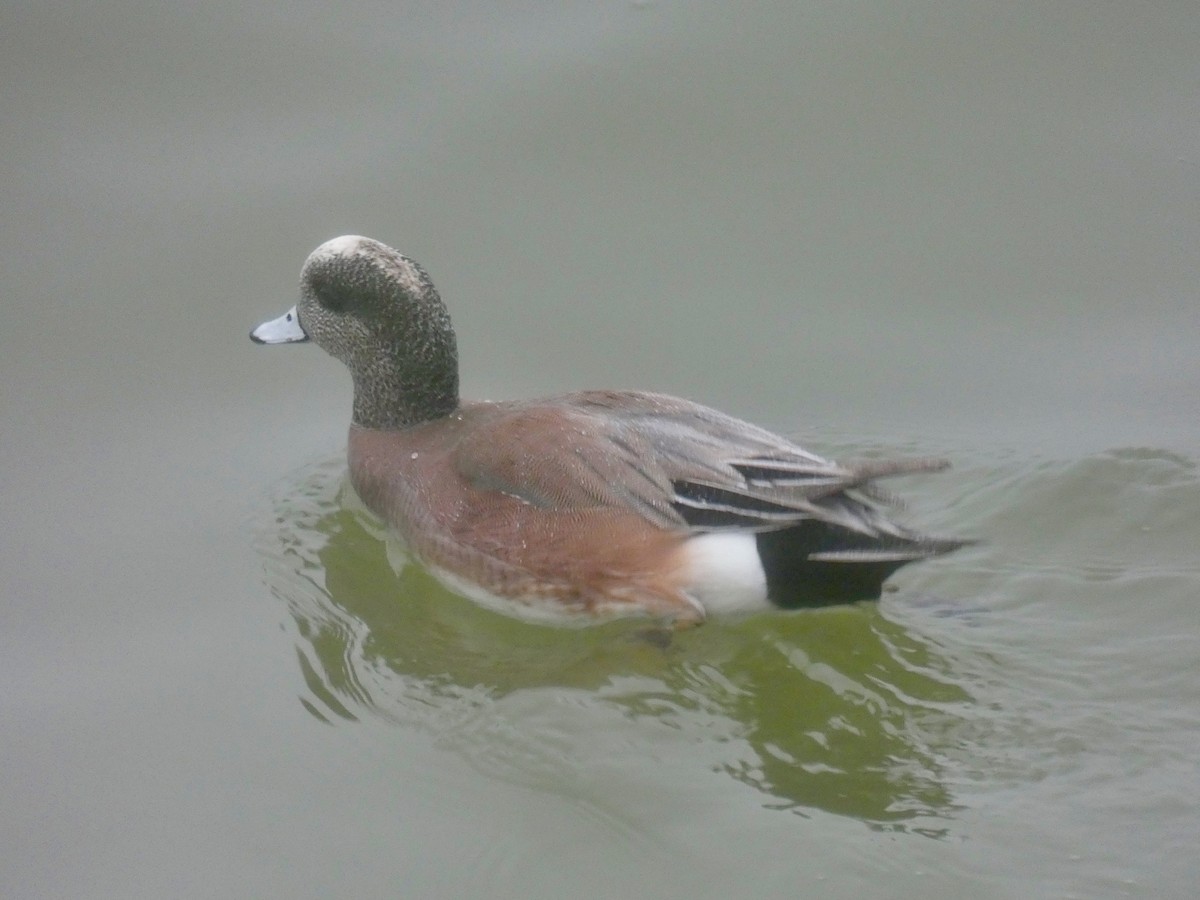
[350,341,459,430]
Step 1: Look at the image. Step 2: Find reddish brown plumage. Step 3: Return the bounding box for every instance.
[348,403,704,623]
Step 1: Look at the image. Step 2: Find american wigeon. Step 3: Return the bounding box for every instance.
[252,235,967,626]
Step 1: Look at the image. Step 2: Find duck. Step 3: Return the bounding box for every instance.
[251,235,967,627]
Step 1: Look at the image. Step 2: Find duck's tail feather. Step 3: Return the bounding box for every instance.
[755,519,973,608]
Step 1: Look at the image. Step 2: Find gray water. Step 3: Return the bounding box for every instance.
[3,3,1198,898]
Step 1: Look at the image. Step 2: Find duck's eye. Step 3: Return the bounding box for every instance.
[319,287,352,312]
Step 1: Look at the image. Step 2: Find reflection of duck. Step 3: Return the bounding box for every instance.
[253,235,967,626]
[261,462,965,831]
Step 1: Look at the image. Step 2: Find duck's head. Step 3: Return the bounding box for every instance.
[252,235,459,429]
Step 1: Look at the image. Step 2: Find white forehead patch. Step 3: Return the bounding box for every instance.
[304,234,426,297]
[308,234,369,264]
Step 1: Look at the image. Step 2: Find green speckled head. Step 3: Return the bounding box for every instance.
[295,235,459,430]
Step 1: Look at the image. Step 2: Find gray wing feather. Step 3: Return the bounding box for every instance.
[576,391,958,548]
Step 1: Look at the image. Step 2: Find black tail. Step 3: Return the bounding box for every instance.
[755,519,968,608]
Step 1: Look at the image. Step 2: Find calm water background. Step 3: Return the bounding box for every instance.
[3,3,1198,898]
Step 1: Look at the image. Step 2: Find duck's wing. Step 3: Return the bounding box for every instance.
[585,392,962,553]
[452,391,965,558]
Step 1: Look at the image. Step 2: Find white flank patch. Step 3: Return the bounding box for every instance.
[682,533,772,615]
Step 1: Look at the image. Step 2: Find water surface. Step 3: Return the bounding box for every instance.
[3,3,1198,898]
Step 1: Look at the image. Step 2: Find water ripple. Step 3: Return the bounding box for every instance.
[252,445,1200,845]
